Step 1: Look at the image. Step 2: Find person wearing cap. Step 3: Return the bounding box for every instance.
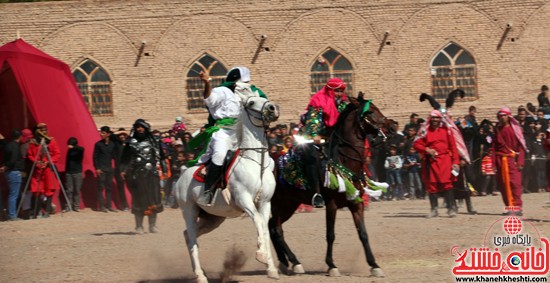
[493,107,528,215]
[93,126,118,213]
[121,119,166,234]
[413,110,460,218]
[300,77,348,208]
[27,123,60,218]
[172,116,187,134]
[193,67,266,206]
[1,129,25,220]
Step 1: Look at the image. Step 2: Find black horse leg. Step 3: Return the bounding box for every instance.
[350,203,380,269]
[268,217,290,267]
[269,198,304,270]
[325,200,338,270]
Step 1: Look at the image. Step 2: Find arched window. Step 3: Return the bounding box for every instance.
[72,59,113,116]
[310,48,353,96]
[186,54,228,110]
[431,43,477,101]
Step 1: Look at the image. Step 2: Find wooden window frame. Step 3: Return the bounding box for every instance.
[431,44,477,102]
[310,49,354,97]
[73,60,113,116]
[186,54,227,112]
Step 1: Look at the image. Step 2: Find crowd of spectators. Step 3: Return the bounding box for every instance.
[0,87,549,220]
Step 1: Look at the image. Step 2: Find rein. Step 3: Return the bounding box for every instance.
[240,97,272,182]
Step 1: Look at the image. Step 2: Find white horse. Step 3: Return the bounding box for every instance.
[176,93,280,283]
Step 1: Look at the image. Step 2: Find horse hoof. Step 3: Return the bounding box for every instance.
[256,251,268,264]
[267,269,280,279]
[196,276,208,283]
[278,263,290,275]
[371,267,385,278]
[293,264,305,274]
[328,268,341,277]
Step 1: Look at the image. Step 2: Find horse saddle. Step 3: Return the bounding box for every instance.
[193,149,240,188]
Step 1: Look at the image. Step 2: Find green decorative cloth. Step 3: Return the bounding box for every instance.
[187,118,237,167]
[303,106,324,138]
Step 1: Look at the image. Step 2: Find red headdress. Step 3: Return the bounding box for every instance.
[306,78,348,128]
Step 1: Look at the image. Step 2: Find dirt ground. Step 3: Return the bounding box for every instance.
[1,192,549,283]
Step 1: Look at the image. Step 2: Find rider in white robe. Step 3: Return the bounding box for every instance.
[197,67,262,205]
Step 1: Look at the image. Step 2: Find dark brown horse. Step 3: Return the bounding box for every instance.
[269,93,396,278]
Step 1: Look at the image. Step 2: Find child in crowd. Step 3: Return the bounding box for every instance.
[384,145,403,200]
[403,146,423,199]
[480,148,497,196]
[168,151,189,208]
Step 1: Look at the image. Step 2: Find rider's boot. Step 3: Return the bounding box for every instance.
[304,163,324,208]
[426,193,439,218]
[198,163,223,206]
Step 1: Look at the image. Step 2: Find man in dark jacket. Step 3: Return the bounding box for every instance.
[93,126,118,212]
[64,137,84,212]
[1,130,25,220]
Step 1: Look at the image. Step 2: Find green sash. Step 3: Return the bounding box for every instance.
[187,118,237,167]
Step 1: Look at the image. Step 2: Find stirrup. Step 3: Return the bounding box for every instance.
[312,193,325,208]
[197,190,215,207]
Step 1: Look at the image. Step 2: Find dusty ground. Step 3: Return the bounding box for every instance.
[1,193,549,283]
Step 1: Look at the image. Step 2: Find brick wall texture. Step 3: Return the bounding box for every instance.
[1,0,549,131]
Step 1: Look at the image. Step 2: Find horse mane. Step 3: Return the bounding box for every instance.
[334,96,360,129]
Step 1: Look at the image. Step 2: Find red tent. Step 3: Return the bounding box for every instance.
[0,39,100,210]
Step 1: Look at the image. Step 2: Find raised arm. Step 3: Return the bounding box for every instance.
[199,71,212,99]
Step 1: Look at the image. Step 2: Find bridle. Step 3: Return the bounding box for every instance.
[330,100,390,166]
[357,100,389,146]
[240,96,277,182]
[244,97,274,128]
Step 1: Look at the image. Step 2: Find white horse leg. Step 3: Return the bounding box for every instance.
[182,206,208,283]
[240,198,279,279]
[257,201,279,279]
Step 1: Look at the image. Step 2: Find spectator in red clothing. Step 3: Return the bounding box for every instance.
[413,110,460,218]
[27,123,60,218]
[493,107,528,216]
[172,117,187,136]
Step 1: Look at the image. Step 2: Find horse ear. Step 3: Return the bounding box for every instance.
[445,89,465,109]
[358,91,365,101]
[419,93,440,110]
[349,96,359,106]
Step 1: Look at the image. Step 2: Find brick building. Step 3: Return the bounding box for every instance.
[1,0,549,131]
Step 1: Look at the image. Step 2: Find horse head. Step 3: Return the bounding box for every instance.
[354,92,397,144]
[243,96,280,128]
[234,82,280,127]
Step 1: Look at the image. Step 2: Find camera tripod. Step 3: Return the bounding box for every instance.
[16,138,71,217]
